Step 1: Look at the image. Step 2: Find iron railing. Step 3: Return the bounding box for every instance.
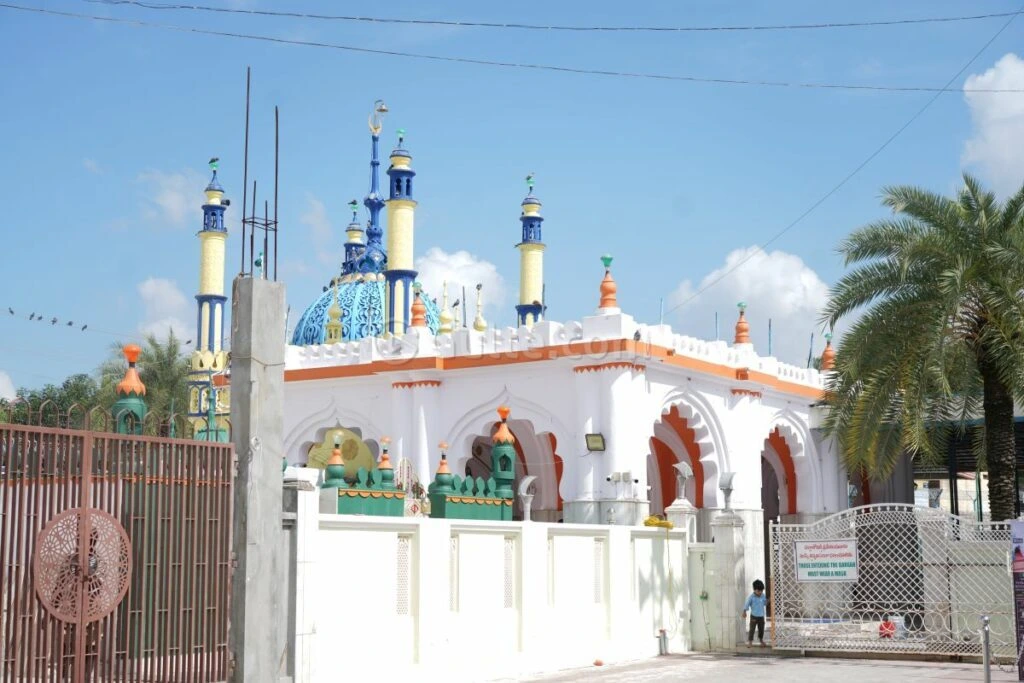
[769,503,1013,658]
[1,421,234,682]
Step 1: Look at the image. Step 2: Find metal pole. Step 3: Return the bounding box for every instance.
[241,67,251,276]
[980,614,991,683]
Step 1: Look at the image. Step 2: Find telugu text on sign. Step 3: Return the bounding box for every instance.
[794,539,859,582]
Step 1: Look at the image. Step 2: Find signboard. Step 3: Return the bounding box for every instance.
[1011,520,1024,681]
[794,539,859,582]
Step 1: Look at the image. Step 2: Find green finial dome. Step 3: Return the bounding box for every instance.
[601,254,613,269]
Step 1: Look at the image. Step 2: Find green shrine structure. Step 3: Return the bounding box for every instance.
[322,436,406,516]
[112,344,147,435]
[428,406,515,521]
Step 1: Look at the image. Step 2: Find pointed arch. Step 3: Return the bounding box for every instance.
[655,388,728,507]
[283,393,384,464]
[767,408,822,513]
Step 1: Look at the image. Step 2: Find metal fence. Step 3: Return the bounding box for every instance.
[769,504,1013,658]
[1,420,234,682]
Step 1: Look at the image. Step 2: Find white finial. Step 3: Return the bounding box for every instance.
[439,280,454,334]
[473,283,487,332]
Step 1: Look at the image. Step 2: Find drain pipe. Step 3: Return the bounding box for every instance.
[657,629,668,655]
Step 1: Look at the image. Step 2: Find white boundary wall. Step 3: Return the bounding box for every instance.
[288,489,691,682]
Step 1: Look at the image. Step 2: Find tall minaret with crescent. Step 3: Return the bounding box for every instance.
[516,174,546,327]
[385,126,418,335]
[188,158,231,441]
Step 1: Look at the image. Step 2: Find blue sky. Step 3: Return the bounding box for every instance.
[1,0,1023,394]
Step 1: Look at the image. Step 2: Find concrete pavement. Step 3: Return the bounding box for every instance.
[505,653,1015,682]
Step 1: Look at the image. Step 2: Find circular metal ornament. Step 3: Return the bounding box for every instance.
[33,508,132,623]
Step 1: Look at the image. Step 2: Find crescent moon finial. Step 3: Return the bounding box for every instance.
[369,99,388,136]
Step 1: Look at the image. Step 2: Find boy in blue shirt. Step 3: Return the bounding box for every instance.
[742,579,768,647]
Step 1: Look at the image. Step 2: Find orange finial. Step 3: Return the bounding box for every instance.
[492,405,515,444]
[599,254,617,310]
[378,450,393,470]
[115,344,146,396]
[411,287,427,328]
[436,442,451,475]
[327,447,343,467]
[821,333,836,371]
[734,302,751,345]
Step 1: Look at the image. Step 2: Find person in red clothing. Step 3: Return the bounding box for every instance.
[879,614,895,639]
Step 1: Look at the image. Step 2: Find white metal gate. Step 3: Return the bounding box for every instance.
[769,504,1013,658]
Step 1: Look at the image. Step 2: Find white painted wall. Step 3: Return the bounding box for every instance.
[288,489,691,682]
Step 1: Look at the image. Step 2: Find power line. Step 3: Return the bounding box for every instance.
[86,0,1022,34]
[662,5,1024,322]
[2,3,1021,93]
[2,304,196,347]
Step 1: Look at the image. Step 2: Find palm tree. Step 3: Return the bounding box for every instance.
[98,332,191,422]
[822,175,1024,521]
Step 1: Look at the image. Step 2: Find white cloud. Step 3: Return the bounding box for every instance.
[137,277,192,341]
[137,168,205,227]
[83,158,101,174]
[667,247,832,366]
[415,247,506,319]
[0,371,15,400]
[962,53,1024,197]
[301,195,340,266]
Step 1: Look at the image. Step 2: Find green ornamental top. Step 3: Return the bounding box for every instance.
[601,254,613,269]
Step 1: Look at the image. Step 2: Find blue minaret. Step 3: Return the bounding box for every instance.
[341,199,365,276]
[515,174,546,327]
[384,127,418,335]
[189,158,230,442]
[355,101,389,275]
[196,160,228,353]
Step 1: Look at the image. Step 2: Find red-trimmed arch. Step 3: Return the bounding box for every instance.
[767,427,797,515]
[649,405,705,510]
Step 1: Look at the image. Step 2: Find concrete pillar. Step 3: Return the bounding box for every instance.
[710,513,746,649]
[665,499,699,544]
[229,276,287,681]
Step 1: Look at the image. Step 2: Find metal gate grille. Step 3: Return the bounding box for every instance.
[1,421,234,681]
[770,504,1012,658]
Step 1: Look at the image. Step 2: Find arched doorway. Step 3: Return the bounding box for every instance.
[761,427,797,584]
[646,405,705,516]
[461,418,563,521]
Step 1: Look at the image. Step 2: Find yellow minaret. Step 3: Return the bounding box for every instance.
[516,174,546,327]
[384,128,418,335]
[325,281,343,344]
[188,158,231,442]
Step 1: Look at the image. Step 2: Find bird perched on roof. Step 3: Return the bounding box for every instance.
[209,156,219,166]
[634,330,642,342]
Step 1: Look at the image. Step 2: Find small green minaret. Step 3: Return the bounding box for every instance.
[112,344,147,435]
[491,406,516,500]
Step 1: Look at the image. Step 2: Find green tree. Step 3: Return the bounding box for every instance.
[822,175,1024,521]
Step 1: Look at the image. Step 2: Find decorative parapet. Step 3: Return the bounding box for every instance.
[391,380,442,389]
[284,313,825,395]
[573,361,645,374]
[428,473,513,521]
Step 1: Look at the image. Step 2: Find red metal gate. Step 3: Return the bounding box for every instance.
[1,420,234,682]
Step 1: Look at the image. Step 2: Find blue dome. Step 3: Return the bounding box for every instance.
[291,279,441,346]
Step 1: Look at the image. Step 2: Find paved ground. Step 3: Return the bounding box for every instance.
[510,653,1016,682]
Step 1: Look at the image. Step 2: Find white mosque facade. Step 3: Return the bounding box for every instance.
[264,104,845,544]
